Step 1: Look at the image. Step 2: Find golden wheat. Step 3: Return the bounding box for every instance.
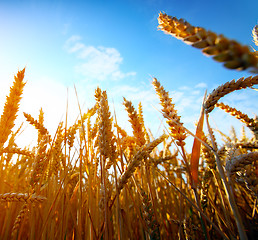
[23,112,49,136]
[50,122,65,176]
[158,12,258,72]
[29,133,50,188]
[226,152,258,197]
[204,75,258,113]
[140,188,160,240]
[252,24,258,47]
[95,88,117,162]
[216,102,258,139]
[117,134,167,193]
[11,202,29,238]
[0,193,47,203]
[0,68,26,150]
[152,78,187,148]
[0,146,34,158]
[123,97,146,147]
[1,11,257,239]
[225,152,258,174]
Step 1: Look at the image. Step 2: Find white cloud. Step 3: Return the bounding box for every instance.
[64,35,136,81]
[179,86,190,91]
[195,82,207,88]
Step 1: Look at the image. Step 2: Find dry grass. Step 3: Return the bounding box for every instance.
[0,12,257,240]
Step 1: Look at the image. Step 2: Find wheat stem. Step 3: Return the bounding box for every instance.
[158,12,258,72]
[204,75,258,113]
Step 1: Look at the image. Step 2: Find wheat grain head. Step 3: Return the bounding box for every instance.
[204,75,258,114]
[0,68,26,150]
[158,12,258,72]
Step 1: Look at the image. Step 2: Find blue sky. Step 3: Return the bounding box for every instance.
[0,0,257,149]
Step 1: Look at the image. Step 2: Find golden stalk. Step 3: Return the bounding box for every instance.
[158,12,258,72]
[123,97,146,147]
[204,75,258,113]
[252,24,258,47]
[0,68,26,149]
[117,134,167,193]
[0,193,46,203]
[152,78,186,148]
[216,102,258,139]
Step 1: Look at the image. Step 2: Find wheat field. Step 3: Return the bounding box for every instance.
[0,12,257,240]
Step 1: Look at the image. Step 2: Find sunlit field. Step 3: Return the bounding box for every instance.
[0,12,257,240]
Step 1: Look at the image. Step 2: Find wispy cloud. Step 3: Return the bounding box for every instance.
[64,35,136,81]
[195,82,207,88]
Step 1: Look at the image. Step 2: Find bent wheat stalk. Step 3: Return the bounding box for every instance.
[204,75,258,113]
[225,152,258,174]
[216,102,258,139]
[117,134,167,193]
[0,193,46,203]
[158,12,258,72]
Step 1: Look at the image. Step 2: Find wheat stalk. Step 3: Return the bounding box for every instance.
[152,78,186,148]
[117,134,167,193]
[11,202,28,239]
[0,146,34,158]
[95,88,117,163]
[158,12,258,72]
[123,97,146,147]
[23,112,49,136]
[30,134,50,188]
[140,188,160,240]
[226,152,258,197]
[252,24,258,47]
[0,193,47,203]
[50,122,65,176]
[225,152,258,175]
[204,75,258,113]
[0,68,26,150]
[216,102,258,139]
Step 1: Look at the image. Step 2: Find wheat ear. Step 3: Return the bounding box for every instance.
[0,68,26,149]
[117,134,167,193]
[216,102,258,139]
[0,146,34,158]
[23,112,49,136]
[226,152,258,196]
[152,78,186,147]
[50,122,65,176]
[11,202,28,239]
[204,75,258,113]
[95,88,117,163]
[30,134,49,188]
[252,24,258,47]
[140,188,160,240]
[138,102,150,143]
[0,193,46,203]
[67,123,78,149]
[123,97,146,147]
[225,152,258,175]
[158,12,258,72]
